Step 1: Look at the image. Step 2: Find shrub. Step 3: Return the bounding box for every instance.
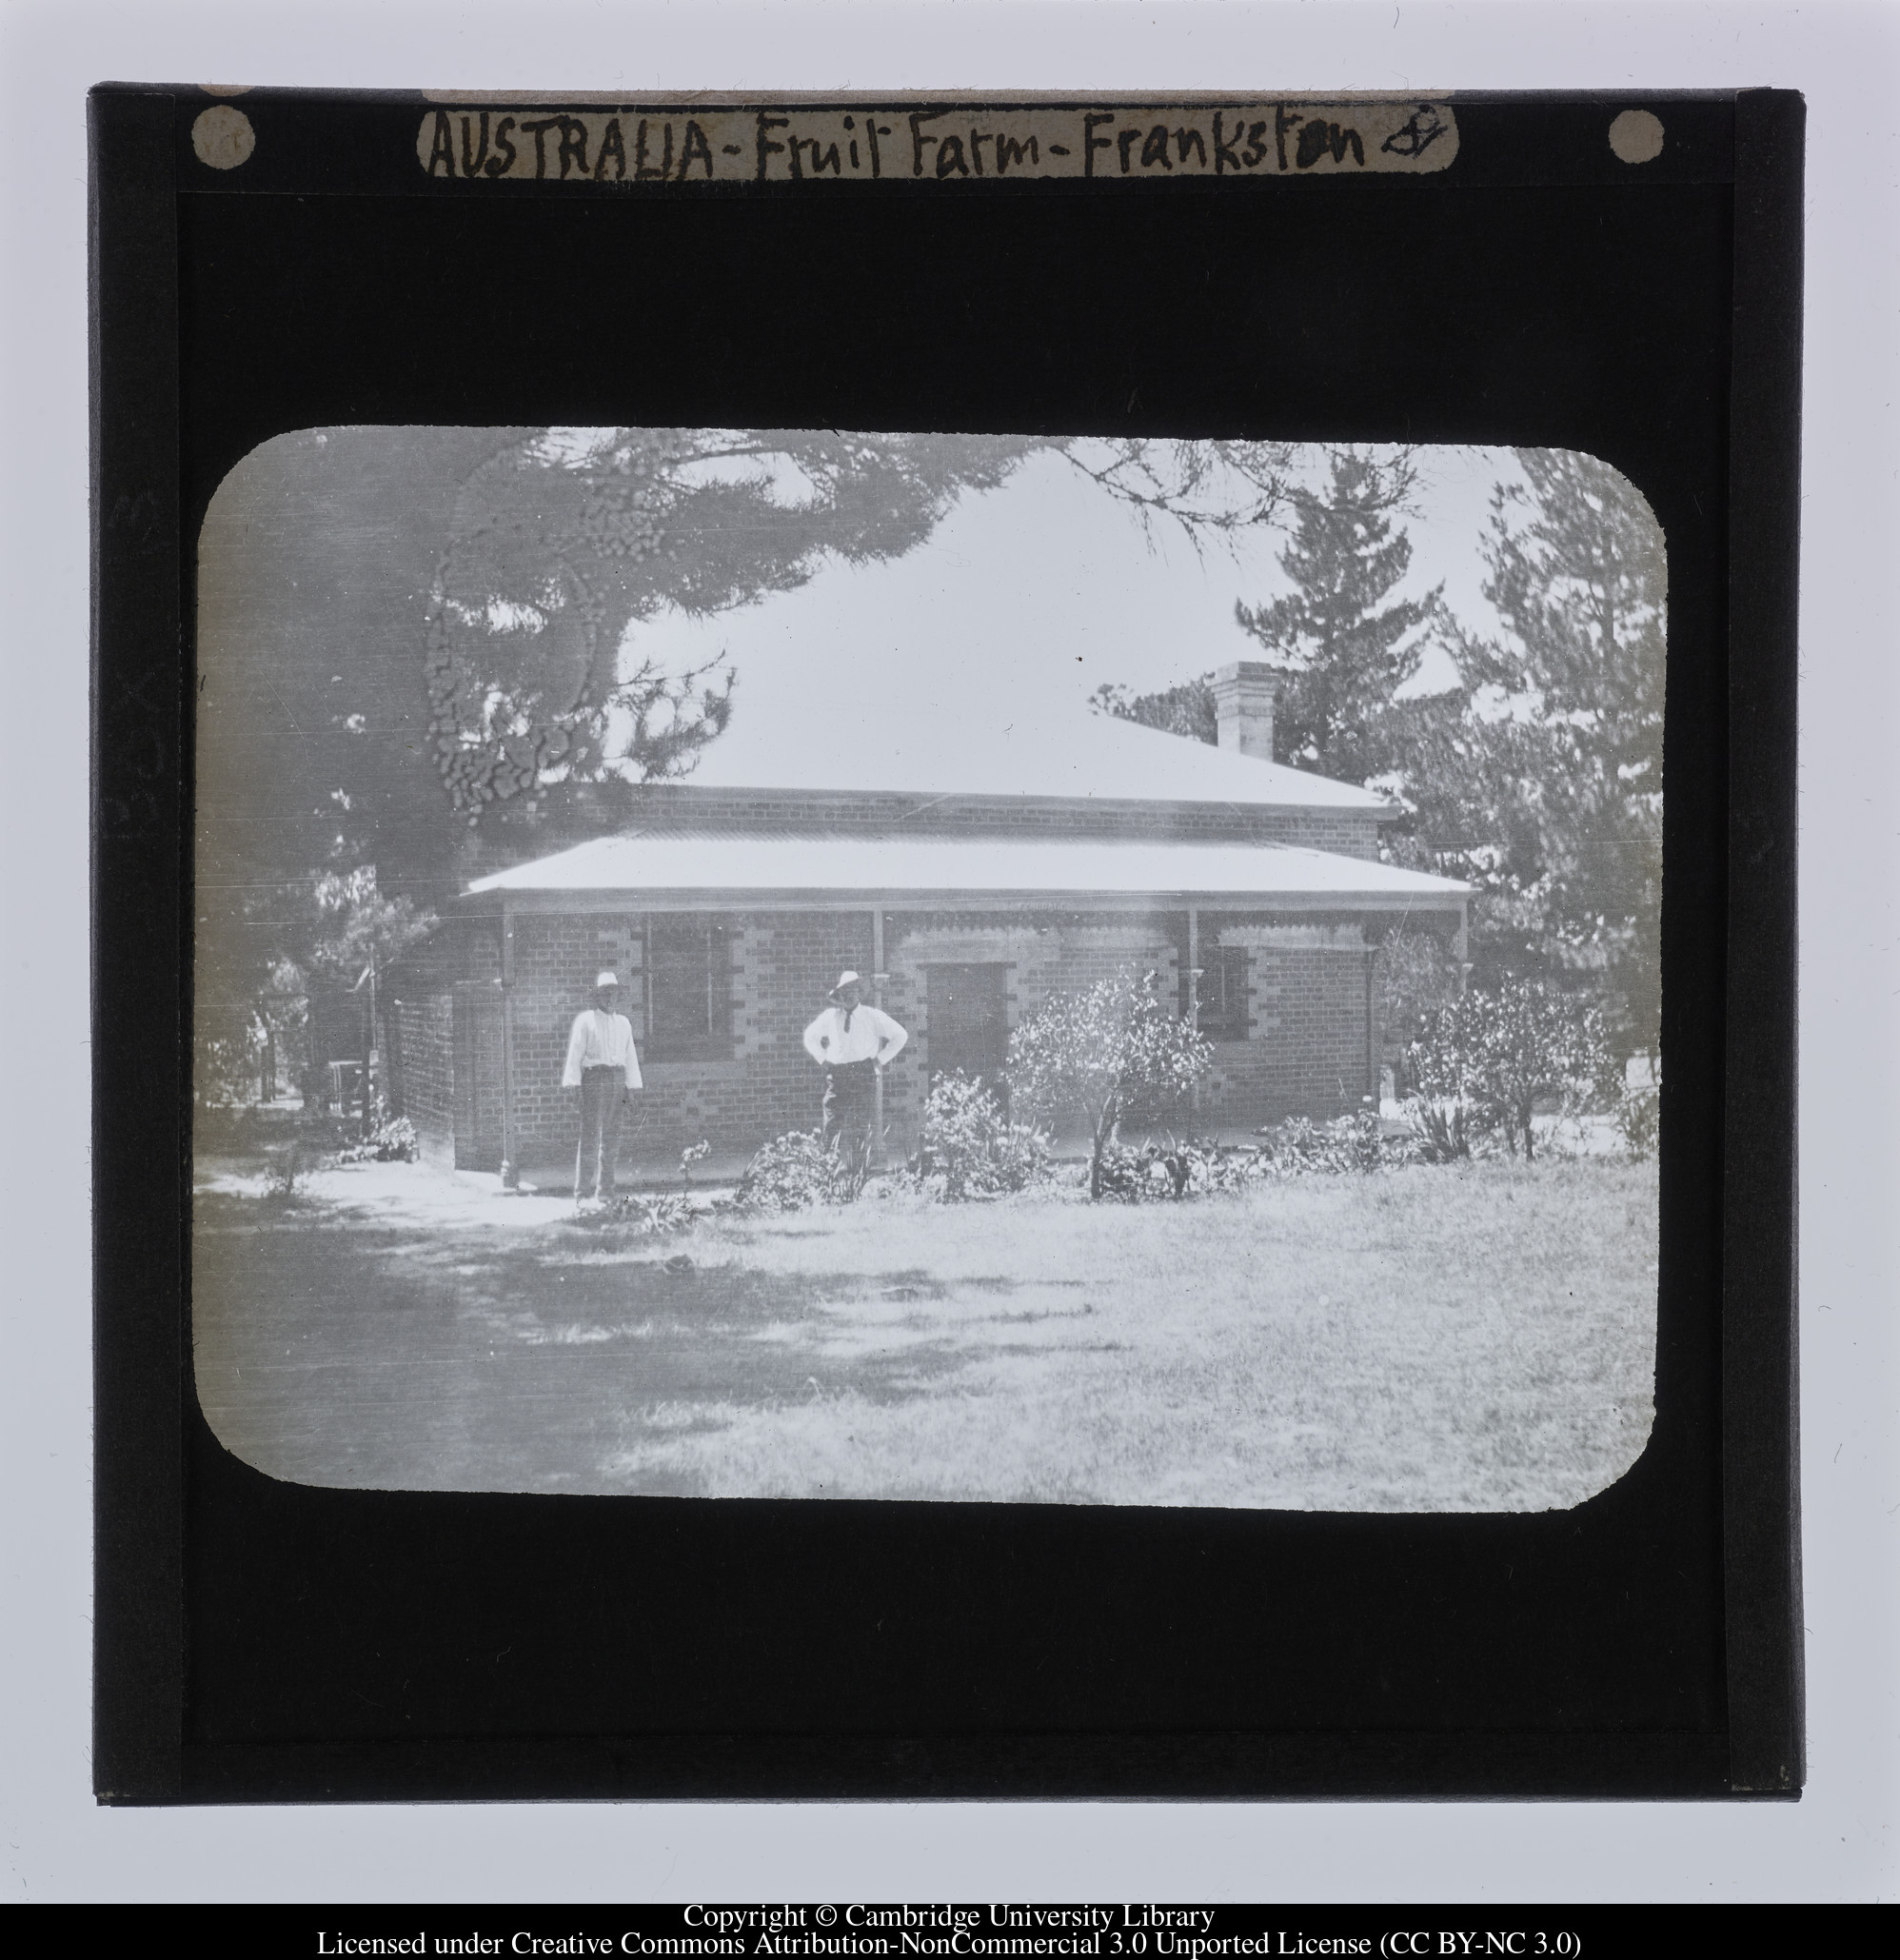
[1090,1141,1154,1203]
[916,1073,1052,1200]
[1257,1110,1415,1176]
[1090,1134,1269,1202]
[1409,978,1613,1160]
[333,1115,419,1164]
[731,1131,857,1212]
[1346,1099,1384,1173]
[265,1141,304,1198]
[1615,1079,1660,1161]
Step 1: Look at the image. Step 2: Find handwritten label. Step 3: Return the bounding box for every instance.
[415,102,1458,185]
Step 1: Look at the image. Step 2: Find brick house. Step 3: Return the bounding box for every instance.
[388,663,1469,1181]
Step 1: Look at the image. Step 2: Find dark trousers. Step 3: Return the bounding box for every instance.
[821,1061,877,1162]
[575,1065,629,1199]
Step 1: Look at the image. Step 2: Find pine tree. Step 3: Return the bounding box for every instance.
[196,426,1040,1100]
[1232,447,1443,782]
[1456,448,1666,1049]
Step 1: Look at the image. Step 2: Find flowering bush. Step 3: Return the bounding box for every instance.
[731,1131,858,1211]
[915,1073,1052,1200]
[1007,968,1212,1200]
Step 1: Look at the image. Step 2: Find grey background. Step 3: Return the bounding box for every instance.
[5,0,1892,1906]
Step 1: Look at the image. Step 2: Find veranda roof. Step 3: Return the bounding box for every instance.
[467,832,1469,909]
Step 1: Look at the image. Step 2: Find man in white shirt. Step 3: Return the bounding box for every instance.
[802,970,908,1172]
[564,970,643,1204]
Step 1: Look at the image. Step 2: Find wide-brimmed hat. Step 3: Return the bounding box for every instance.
[828,970,862,999]
[594,970,621,990]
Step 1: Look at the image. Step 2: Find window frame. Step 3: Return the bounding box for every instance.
[1188,944,1250,1041]
[640,912,735,1062]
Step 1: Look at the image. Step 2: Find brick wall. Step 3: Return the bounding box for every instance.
[508,909,876,1162]
[391,994,455,1167]
[1197,925,1376,1123]
[497,904,1376,1164]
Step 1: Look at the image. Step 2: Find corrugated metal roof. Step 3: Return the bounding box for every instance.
[682,703,1395,811]
[467,831,1470,903]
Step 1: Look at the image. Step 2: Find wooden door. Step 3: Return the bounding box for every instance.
[926,965,1010,1110]
[452,980,504,1171]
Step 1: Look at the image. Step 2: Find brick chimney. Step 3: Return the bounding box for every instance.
[1212,662,1277,762]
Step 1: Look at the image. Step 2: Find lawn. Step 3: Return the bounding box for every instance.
[192,1154,1657,1512]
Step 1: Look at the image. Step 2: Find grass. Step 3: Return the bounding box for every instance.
[192,1156,1656,1512]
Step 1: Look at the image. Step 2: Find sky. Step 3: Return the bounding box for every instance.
[606,439,1531,786]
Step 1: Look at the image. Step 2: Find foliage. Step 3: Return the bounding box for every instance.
[332,1115,420,1164]
[196,1022,276,1109]
[731,1131,860,1212]
[1092,1134,1270,1202]
[196,426,1043,972]
[1087,446,1442,782]
[426,427,1038,826]
[1409,1099,1473,1163]
[592,1191,698,1235]
[304,866,439,989]
[1063,438,1296,544]
[1409,978,1614,1160]
[679,1139,713,1190]
[1006,969,1212,1199]
[915,1073,1053,1200]
[1344,1099,1387,1173]
[1615,1079,1661,1162]
[1375,925,1463,1061]
[1087,674,1218,743]
[1089,1106,1441,1198]
[1257,1107,1408,1176]
[196,867,437,1116]
[1418,449,1666,1049]
[1230,446,1452,783]
[194,952,310,1109]
[265,1141,305,1199]
[1084,445,1665,1065]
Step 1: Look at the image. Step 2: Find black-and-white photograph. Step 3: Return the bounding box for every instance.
[193,427,1664,1511]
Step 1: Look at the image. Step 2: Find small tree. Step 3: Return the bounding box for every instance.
[1409,978,1613,1160]
[1007,969,1211,1199]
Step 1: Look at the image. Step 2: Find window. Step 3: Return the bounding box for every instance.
[643,914,732,1059]
[1186,945,1249,1040]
